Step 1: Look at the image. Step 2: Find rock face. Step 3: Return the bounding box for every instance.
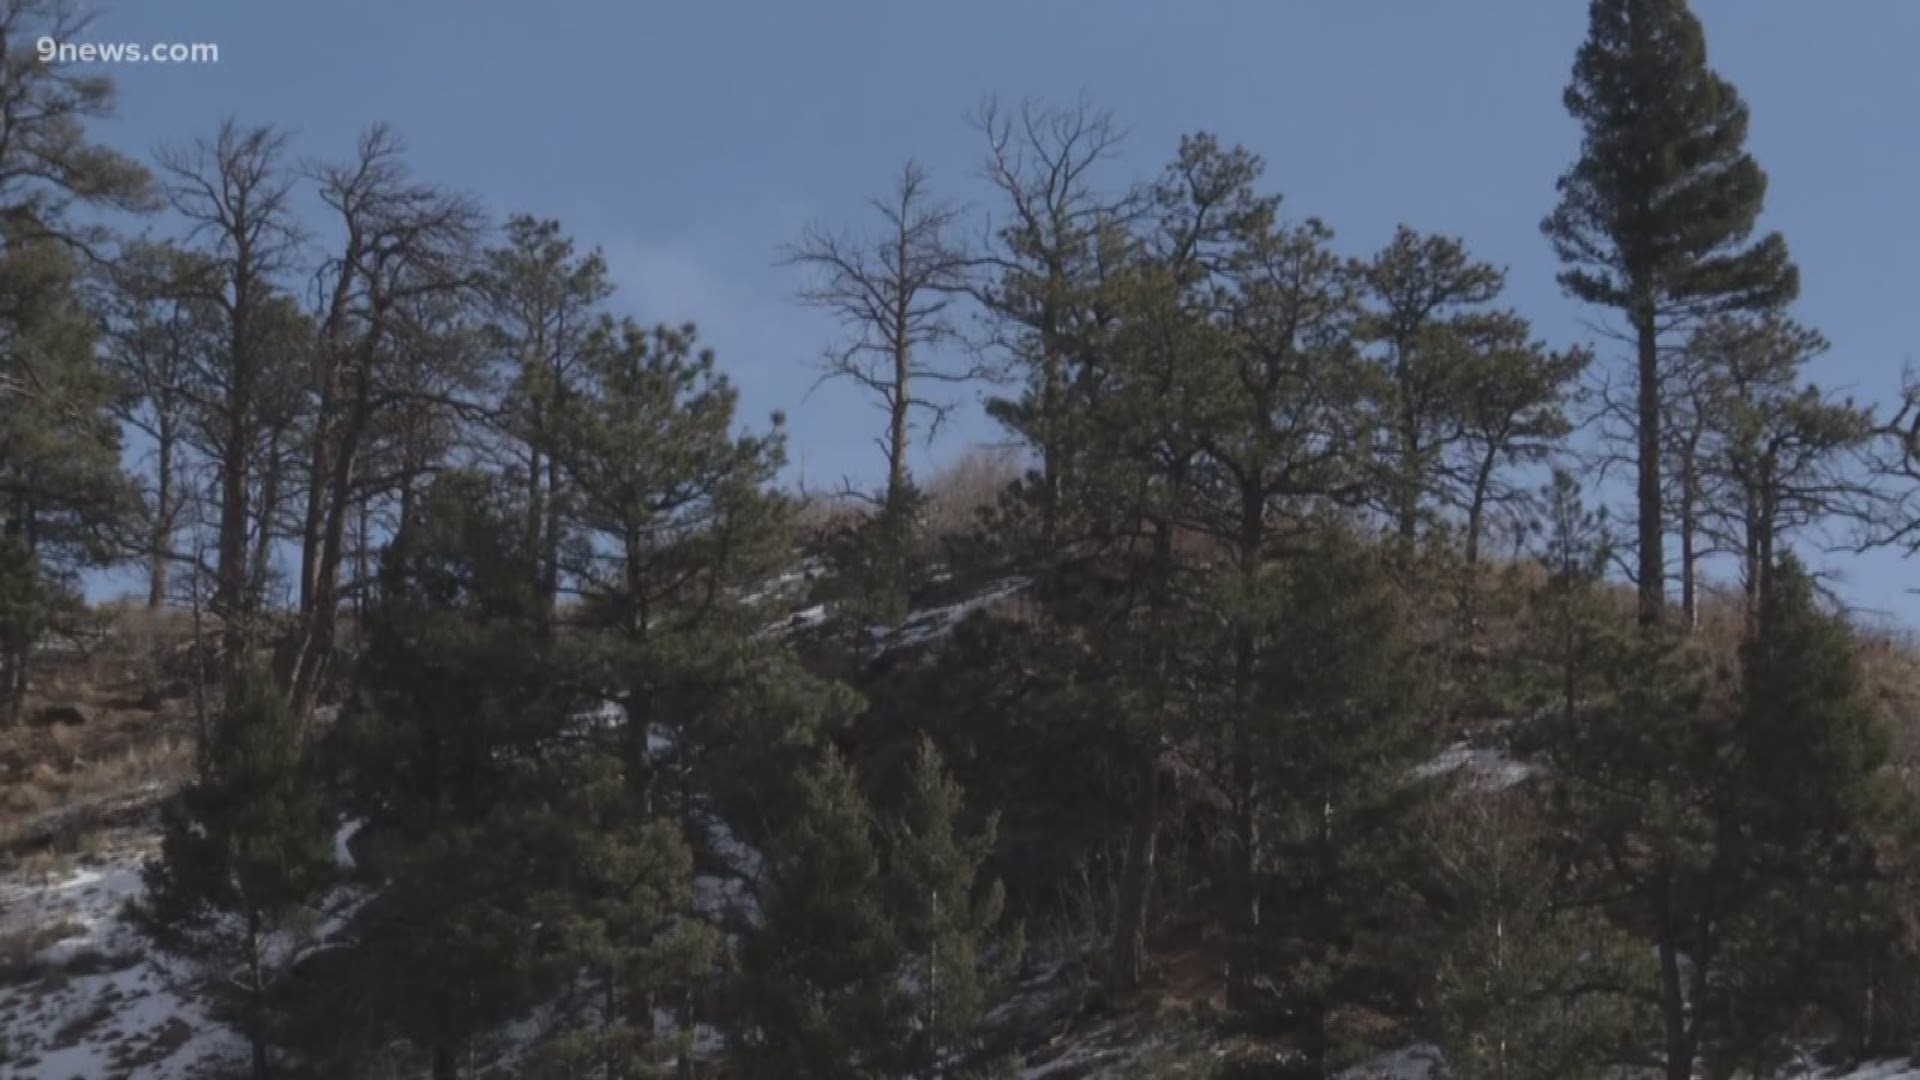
[31,703,88,727]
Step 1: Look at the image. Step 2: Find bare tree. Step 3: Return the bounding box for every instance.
[155,120,304,663]
[284,124,483,718]
[783,158,974,513]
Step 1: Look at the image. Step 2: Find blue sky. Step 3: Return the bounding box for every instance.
[84,1,1920,623]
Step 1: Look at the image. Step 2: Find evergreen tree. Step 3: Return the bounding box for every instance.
[819,477,926,625]
[0,0,153,244]
[885,737,1022,1077]
[481,215,613,614]
[1356,226,1503,546]
[527,751,721,1080]
[1538,621,1724,1080]
[1535,554,1920,1078]
[1164,144,1369,1007]
[1686,315,1873,609]
[733,747,909,1079]
[1544,0,1797,623]
[329,472,581,1077]
[549,319,793,812]
[971,97,1139,551]
[152,121,308,664]
[140,668,335,1079]
[373,816,550,1080]
[1237,532,1439,1075]
[1704,557,1919,1070]
[98,241,216,608]
[1429,793,1651,1080]
[1447,328,1588,568]
[0,229,136,714]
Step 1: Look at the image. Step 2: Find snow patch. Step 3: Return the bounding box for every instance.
[867,576,1029,656]
[1414,742,1536,791]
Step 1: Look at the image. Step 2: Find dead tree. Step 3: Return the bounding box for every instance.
[782,158,974,515]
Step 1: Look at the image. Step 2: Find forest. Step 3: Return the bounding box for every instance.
[7,0,1920,1077]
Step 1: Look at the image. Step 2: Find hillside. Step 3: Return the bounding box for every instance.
[6,571,1920,1079]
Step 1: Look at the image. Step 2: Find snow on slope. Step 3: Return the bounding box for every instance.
[865,576,1029,656]
[0,838,245,1079]
[1414,741,1536,791]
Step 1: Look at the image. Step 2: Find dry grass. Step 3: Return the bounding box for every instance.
[0,918,87,983]
[0,603,200,861]
[790,445,1024,549]
[920,447,1021,543]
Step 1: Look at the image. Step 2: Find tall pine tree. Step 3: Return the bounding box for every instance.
[1543,0,1797,624]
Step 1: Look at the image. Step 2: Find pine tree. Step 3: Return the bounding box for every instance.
[548,319,793,812]
[526,751,721,1080]
[971,97,1138,550]
[0,229,136,715]
[1544,0,1798,624]
[1538,621,1723,1080]
[1238,532,1439,1075]
[152,121,307,665]
[1686,315,1873,609]
[481,215,614,614]
[820,477,925,625]
[140,668,335,1080]
[1704,556,1919,1069]
[328,472,580,1077]
[1356,226,1504,546]
[1447,328,1588,568]
[1534,554,1920,1078]
[0,0,153,244]
[1429,793,1651,1080]
[885,737,1022,1077]
[733,747,909,1079]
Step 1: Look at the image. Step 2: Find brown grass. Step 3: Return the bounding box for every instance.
[920,447,1021,543]
[0,603,200,861]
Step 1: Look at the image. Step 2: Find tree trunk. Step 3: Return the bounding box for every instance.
[299,420,326,619]
[525,442,544,589]
[288,379,371,721]
[1679,457,1697,631]
[149,422,174,607]
[1657,878,1695,1080]
[217,397,252,663]
[1754,484,1777,609]
[1635,308,1665,626]
[889,217,913,512]
[543,453,562,613]
[353,490,370,618]
[1465,451,1497,567]
[1678,412,1706,631]
[1109,755,1157,1000]
[1226,489,1262,1008]
[1398,406,1422,545]
[432,1043,458,1080]
[1227,622,1257,1008]
[250,424,284,603]
[398,465,419,548]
